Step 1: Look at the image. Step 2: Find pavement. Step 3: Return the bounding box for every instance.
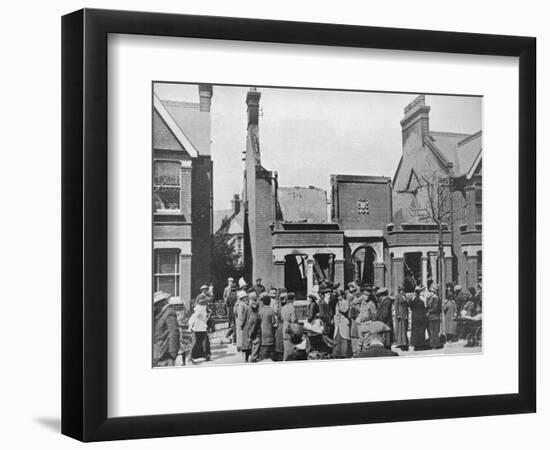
[175,335,481,367]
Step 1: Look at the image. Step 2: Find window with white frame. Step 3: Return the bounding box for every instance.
[154,249,180,298]
[153,160,181,213]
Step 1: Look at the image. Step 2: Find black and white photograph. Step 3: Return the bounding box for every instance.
[152,83,483,367]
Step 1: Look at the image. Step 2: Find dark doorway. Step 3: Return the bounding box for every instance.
[404,252,422,291]
[284,254,308,299]
[313,253,335,286]
[353,247,376,285]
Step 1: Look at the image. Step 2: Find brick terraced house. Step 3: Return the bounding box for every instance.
[152,84,213,308]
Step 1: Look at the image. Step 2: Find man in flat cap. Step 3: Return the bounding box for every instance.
[409,286,428,350]
[281,292,298,361]
[234,290,249,353]
[253,277,266,296]
[376,287,394,349]
[153,291,180,367]
[426,283,443,349]
[394,285,410,351]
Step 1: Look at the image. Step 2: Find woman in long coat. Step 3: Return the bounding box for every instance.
[408,288,428,350]
[273,290,287,361]
[188,300,211,362]
[443,294,458,342]
[426,286,442,349]
[394,286,409,350]
[234,291,249,352]
[333,292,352,358]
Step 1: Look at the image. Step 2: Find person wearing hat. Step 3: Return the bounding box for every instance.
[242,292,261,362]
[408,286,429,350]
[234,290,249,353]
[333,289,352,358]
[358,285,377,324]
[267,287,278,309]
[356,286,378,353]
[225,284,238,343]
[285,323,309,361]
[193,284,210,310]
[426,283,443,349]
[272,289,287,361]
[188,294,212,363]
[238,277,247,290]
[258,293,277,361]
[252,277,266,296]
[223,277,234,304]
[375,288,394,349]
[153,291,181,366]
[394,285,410,351]
[307,293,320,324]
[353,321,398,358]
[443,285,458,343]
[347,283,361,354]
[318,290,333,334]
[281,292,298,361]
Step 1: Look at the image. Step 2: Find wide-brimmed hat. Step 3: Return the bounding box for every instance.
[377,287,388,296]
[361,320,390,334]
[200,284,209,291]
[454,284,462,292]
[286,292,296,301]
[153,291,171,304]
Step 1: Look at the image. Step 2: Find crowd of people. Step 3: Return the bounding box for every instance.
[152,275,482,367]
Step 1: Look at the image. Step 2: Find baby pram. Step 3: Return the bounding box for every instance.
[303,319,336,359]
[456,314,482,347]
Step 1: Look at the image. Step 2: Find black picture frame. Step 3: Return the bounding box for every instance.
[62,8,536,442]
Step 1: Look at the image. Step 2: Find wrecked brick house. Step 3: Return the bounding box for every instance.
[242,89,393,299]
[242,89,482,298]
[242,89,345,299]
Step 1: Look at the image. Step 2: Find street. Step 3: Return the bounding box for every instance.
[175,333,481,367]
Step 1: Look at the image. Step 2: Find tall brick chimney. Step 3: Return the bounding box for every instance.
[400,94,430,141]
[231,194,240,215]
[246,88,261,127]
[198,84,213,112]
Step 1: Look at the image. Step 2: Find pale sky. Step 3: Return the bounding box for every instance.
[154,83,482,211]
